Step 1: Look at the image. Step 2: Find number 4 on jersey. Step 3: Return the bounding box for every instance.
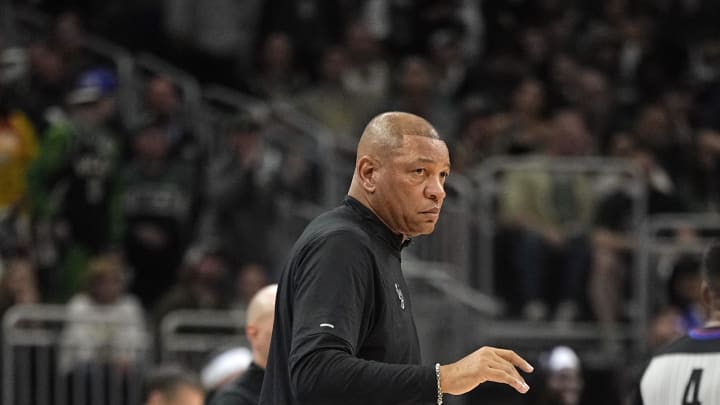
[683,369,703,405]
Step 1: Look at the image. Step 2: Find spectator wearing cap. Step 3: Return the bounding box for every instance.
[534,346,584,405]
[198,114,281,271]
[27,67,123,300]
[120,122,199,309]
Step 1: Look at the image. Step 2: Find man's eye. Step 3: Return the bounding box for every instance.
[414,168,425,175]
[440,171,449,178]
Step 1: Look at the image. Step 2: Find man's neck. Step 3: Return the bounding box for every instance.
[704,310,720,328]
[346,190,404,240]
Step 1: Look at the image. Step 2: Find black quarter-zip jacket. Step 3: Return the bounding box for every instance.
[259,196,436,405]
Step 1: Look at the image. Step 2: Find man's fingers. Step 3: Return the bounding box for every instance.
[485,367,530,394]
[495,349,534,373]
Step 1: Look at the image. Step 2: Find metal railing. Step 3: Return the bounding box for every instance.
[469,156,647,362]
[638,213,720,351]
[474,156,646,296]
[1,0,16,41]
[405,173,477,283]
[159,309,248,371]
[3,303,150,405]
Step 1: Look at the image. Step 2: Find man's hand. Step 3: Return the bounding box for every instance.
[440,346,534,395]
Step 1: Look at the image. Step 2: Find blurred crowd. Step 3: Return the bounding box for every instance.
[2,0,720,404]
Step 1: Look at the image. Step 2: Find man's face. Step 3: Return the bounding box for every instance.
[548,368,583,405]
[252,311,275,366]
[372,135,450,237]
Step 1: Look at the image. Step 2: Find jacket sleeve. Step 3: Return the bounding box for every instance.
[287,231,435,404]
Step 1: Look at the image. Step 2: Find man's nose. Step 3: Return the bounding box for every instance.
[425,176,446,203]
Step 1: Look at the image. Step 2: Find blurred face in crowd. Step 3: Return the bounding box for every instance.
[649,307,685,349]
[512,78,545,117]
[697,129,720,168]
[521,28,549,65]
[634,105,670,146]
[55,12,84,53]
[262,33,293,73]
[429,31,461,67]
[89,270,125,305]
[463,112,497,149]
[236,263,269,305]
[230,128,260,158]
[192,254,225,285]
[28,43,65,84]
[146,77,179,117]
[345,22,378,61]
[549,110,592,156]
[70,100,110,130]
[577,70,610,113]
[135,126,169,162]
[609,131,636,158]
[320,47,348,83]
[399,57,434,97]
[548,368,583,405]
[355,113,450,237]
[1,257,39,304]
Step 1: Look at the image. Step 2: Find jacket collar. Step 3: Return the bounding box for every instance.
[344,195,411,252]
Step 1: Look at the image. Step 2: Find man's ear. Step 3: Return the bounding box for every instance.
[246,324,258,342]
[356,156,377,193]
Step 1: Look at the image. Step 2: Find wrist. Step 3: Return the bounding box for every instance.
[435,363,443,404]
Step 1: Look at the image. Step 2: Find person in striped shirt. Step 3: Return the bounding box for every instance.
[638,242,720,405]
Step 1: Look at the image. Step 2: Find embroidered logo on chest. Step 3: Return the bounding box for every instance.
[394,283,405,310]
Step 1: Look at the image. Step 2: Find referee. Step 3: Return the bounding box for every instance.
[638,242,720,404]
[259,112,533,405]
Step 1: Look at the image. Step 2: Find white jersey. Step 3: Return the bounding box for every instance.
[640,328,720,405]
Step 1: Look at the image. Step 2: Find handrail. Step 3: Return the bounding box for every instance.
[646,213,720,235]
[1,0,16,41]
[637,213,720,353]
[267,100,343,207]
[474,155,646,295]
[203,84,268,114]
[403,259,503,317]
[3,303,150,405]
[159,309,246,363]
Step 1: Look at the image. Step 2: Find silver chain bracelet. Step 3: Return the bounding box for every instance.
[435,363,443,405]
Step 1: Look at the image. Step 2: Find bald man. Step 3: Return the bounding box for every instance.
[638,243,720,405]
[259,112,533,405]
[211,284,277,405]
